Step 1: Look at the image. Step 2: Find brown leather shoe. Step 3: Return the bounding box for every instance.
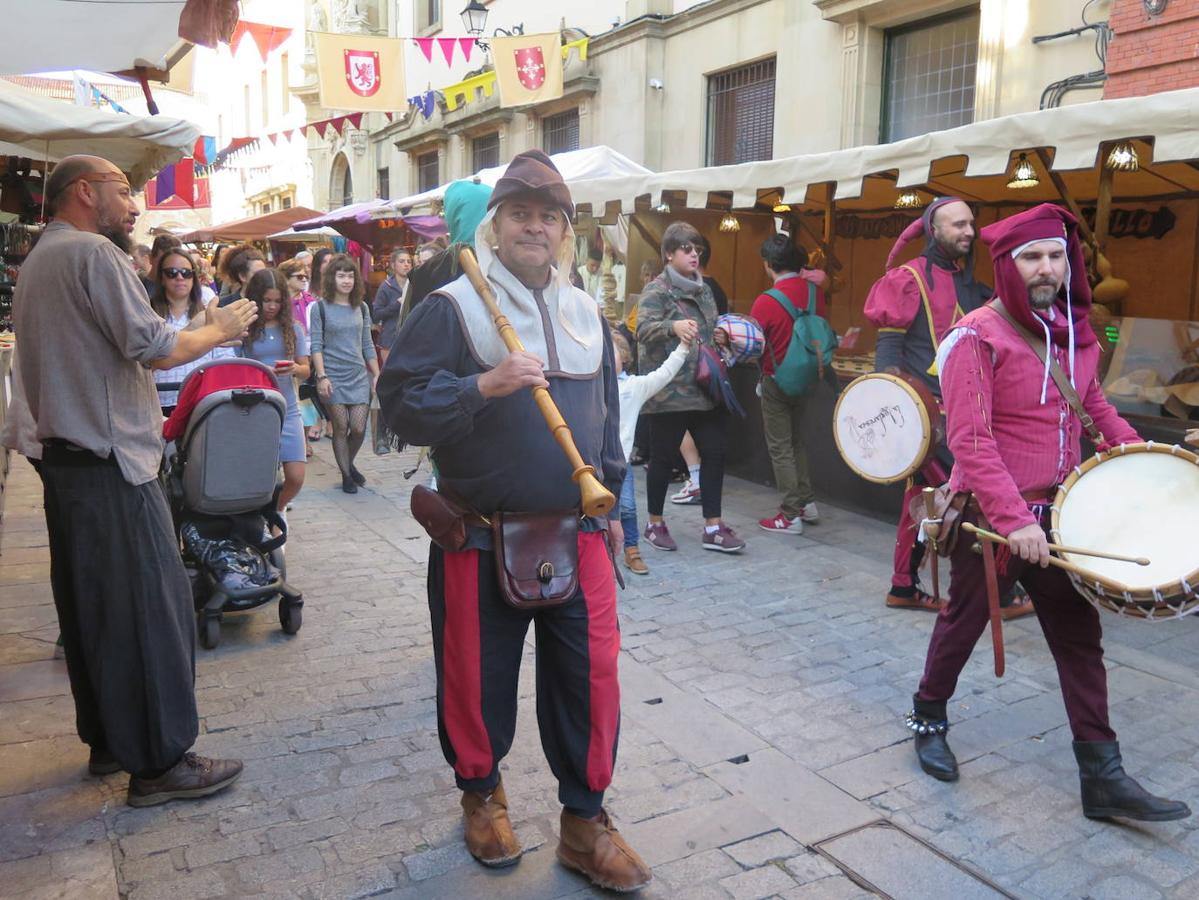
[623,547,649,575]
[461,778,522,867]
[557,809,652,893]
[126,752,243,807]
[885,590,943,612]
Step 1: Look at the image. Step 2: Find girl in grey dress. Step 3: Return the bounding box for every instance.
[309,254,379,493]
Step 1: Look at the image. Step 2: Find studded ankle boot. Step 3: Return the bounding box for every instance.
[907,696,959,782]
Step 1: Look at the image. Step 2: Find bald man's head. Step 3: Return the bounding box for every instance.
[46,155,138,251]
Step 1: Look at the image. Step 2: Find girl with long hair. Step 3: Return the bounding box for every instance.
[309,254,378,493]
[237,268,310,513]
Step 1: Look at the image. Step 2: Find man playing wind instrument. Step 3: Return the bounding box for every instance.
[378,150,651,893]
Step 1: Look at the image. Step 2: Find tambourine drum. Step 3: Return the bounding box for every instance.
[833,373,943,484]
[1051,442,1199,620]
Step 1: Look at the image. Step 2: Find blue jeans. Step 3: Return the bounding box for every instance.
[619,467,639,549]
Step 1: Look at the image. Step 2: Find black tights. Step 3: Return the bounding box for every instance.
[329,403,368,479]
[646,408,728,519]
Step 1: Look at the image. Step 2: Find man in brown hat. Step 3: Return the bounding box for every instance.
[379,150,651,892]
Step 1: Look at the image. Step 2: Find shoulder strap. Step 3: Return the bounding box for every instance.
[765,287,801,320]
[805,280,817,315]
[897,264,942,354]
[988,300,1105,445]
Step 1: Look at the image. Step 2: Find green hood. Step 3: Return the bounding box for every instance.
[444,181,493,246]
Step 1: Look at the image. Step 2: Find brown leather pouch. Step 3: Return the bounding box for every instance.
[491,510,579,610]
[410,484,472,552]
[908,484,971,558]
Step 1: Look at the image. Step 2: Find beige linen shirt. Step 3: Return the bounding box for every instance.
[15,221,178,485]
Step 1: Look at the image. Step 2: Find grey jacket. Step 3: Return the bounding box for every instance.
[635,270,718,414]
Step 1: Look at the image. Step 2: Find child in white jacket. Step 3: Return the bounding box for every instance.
[611,331,689,575]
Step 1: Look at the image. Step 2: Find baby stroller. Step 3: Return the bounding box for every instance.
[160,358,304,649]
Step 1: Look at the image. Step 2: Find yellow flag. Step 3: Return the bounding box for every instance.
[493,33,564,109]
[314,32,406,112]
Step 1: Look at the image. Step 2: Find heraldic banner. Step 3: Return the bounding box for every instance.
[493,33,564,109]
[315,32,406,112]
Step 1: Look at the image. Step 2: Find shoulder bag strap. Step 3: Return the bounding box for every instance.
[765,287,801,319]
[988,300,1105,445]
[897,264,942,355]
[805,280,817,315]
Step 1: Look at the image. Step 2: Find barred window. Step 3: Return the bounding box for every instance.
[377,167,390,201]
[472,132,501,172]
[542,109,580,156]
[706,58,776,166]
[417,151,439,193]
[882,9,980,143]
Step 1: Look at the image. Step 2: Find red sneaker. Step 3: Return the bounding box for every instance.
[758,512,804,534]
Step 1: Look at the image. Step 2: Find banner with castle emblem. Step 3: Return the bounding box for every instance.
[314,32,406,112]
[493,33,564,108]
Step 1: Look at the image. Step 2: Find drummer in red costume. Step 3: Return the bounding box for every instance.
[864,197,1007,613]
[906,203,1190,823]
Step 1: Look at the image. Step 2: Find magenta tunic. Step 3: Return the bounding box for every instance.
[939,304,1139,537]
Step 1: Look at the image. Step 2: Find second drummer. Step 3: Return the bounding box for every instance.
[864,197,1002,613]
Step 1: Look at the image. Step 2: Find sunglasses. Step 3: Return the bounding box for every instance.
[289,273,310,280]
[675,243,697,255]
[163,267,195,280]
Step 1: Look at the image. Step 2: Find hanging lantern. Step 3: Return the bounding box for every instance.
[1106,142,1140,172]
[772,203,791,213]
[894,190,926,209]
[719,214,740,233]
[1007,153,1040,189]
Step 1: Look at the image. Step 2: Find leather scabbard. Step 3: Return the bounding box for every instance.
[979,538,1005,678]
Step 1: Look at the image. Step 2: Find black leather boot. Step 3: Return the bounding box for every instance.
[907,697,959,782]
[1073,741,1191,822]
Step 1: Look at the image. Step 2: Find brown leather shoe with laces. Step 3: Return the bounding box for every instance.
[557,808,652,893]
[461,778,522,867]
[126,752,243,807]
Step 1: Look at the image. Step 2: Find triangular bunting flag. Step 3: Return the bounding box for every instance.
[300,124,310,137]
[231,21,293,63]
[155,163,176,201]
[286,129,298,141]
[329,117,346,137]
[266,133,278,145]
[458,38,474,63]
[346,113,364,130]
[174,160,195,209]
[437,37,456,65]
[414,37,434,62]
[385,112,394,122]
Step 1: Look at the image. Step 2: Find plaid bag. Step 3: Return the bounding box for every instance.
[714,314,765,367]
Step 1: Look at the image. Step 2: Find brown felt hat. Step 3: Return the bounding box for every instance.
[487,149,574,219]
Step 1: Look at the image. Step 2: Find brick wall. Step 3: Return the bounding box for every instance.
[1104,0,1199,98]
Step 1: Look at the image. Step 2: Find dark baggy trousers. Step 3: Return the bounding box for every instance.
[645,408,728,519]
[427,531,621,817]
[916,508,1115,742]
[40,446,199,776]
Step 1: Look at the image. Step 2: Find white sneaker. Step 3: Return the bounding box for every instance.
[799,502,820,524]
[670,480,702,505]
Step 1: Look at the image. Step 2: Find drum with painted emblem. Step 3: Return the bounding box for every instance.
[832,372,943,484]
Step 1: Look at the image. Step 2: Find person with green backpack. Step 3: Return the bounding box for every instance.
[750,235,836,534]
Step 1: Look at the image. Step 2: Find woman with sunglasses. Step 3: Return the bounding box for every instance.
[237,268,310,515]
[150,251,233,416]
[636,222,745,554]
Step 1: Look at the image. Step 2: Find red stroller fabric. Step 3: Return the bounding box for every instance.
[163,362,278,441]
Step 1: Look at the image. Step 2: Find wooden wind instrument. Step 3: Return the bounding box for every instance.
[458,247,616,517]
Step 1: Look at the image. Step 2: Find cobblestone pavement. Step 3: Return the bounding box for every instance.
[2,442,1198,899]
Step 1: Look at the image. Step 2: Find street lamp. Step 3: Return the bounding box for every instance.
[460,1,488,37]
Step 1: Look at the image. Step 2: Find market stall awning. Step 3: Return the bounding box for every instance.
[0,0,195,82]
[564,88,1199,216]
[381,145,652,215]
[0,78,199,185]
[294,200,446,247]
[179,206,322,244]
[267,225,341,242]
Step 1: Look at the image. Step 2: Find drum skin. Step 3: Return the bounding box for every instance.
[833,372,943,484]
[1052,442,1199,620]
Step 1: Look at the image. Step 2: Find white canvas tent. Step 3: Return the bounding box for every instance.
[0,79,199,186]
[563,88,1199,216]
[380,145,652,216]
[0,0,191,81]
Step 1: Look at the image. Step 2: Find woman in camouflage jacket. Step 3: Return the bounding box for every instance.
[635,222,745,554]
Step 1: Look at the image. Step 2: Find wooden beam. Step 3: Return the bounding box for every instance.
[1094,149,1114,253]
[1034,147,1097,248]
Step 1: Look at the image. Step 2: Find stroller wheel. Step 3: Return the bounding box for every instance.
[199,613,222,650]
[279,600,302,635]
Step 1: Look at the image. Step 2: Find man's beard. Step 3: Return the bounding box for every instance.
[933,233,969,260]
[97,211,132,253]
[1028,283,1058,310]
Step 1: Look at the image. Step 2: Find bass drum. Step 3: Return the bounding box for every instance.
[1051,442,1199,620]
[833,372,944,484]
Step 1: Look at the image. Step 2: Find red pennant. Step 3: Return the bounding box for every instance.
[385,112,394,122]
[346,112,363,130]
[414,37,434,62]
[286,129,298,141]
[174,160,195,209]
[458,38,474,63]
[300,124,310,137]
[231,21,292,63]
[437,37,456,65]
[329,117,346,137]
[265,133,278,145]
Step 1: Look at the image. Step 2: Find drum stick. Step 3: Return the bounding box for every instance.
[962,523,1150,573]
